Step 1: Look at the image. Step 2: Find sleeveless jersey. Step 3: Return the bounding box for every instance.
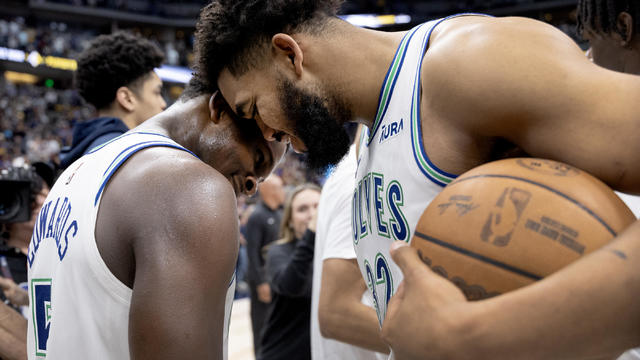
[353,15,484,326]
[26,132,235,359]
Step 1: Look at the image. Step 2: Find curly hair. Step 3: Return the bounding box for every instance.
[577,0,640,38]
[75,32,164,110]
[192,0,344,93]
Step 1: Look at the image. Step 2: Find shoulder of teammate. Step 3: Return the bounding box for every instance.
[422,15,589,133]
[421,16,640,191]
[105,146,237,247]
[115,147,237,357]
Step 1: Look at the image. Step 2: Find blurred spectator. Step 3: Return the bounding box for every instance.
[577,0,640,75]
[0,16,194,67]
[260,184,321,360]
[0,78,89,167]
[0,164,51,360]
[59,32,166,169]
[236,202,255,299]
[576,2,640,358]
[245,174,285,356]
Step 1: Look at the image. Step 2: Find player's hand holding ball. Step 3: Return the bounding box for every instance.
[382,241,470,360]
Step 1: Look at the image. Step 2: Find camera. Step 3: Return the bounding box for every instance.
[0,165,51,224]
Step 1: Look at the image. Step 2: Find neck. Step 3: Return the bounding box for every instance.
[98,107,137,129]
[301,19,406,128]
[621,43,640,75]
[262,197,280,210]
[135,96,210,160]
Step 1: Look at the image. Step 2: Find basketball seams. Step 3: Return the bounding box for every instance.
[414,230,543,281]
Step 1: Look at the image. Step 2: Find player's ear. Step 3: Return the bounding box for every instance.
[116,86,136,112]
[209,91,227,124]
[272,33,303,77]
[616,12,634,46]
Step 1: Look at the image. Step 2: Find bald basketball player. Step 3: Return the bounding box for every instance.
[192,0,640,358]
[26,81,285,359]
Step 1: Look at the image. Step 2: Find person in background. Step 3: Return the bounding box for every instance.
[312,126,389,359]
[578,0,640,75]
[59,32,166,169]
[0,163,53,311]
[245,174,285,355]
[0,163,53,360]
[259,183,321,360]
[577,1,640,358]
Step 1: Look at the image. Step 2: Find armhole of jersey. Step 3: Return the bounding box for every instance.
[410,13,492,187]
[367,25,422,146]
[86,140,199,302]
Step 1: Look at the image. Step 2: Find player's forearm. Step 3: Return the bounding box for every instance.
[458,227,640,359]
[319,301,389,354]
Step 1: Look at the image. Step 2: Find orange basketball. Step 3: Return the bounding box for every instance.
[411,158,635,300]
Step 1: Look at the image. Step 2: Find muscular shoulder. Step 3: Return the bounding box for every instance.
[421,16,588,133]
[427,16,577,59]
[100,146,237,248]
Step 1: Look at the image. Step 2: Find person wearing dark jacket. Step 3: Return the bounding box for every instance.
[259,183,321,360]
[59,32,166,169]
[245,174,285,355]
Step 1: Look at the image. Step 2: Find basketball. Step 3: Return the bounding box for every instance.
[411,158,636,300]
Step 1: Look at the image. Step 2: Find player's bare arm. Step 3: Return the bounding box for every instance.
[97,148,238,359]
[383,217,640,359]
[421,16,640,192]
[318,258,389,354]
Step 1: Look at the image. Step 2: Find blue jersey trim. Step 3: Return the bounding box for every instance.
[367,25,422,145]
[95,142,198,206]
[411,14,491,185]
[86,131,174,155]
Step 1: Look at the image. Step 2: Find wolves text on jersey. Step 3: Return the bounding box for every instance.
[27,196,78,267]
[352,172,410,245]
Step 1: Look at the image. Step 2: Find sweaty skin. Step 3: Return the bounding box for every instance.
[95,94,284,359]
[215,14,640,358]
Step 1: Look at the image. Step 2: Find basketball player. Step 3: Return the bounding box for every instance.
[192,0,640,357]
[312,125,388,359]
[26,81,285,359]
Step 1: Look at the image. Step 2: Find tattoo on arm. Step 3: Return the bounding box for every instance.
[610,249,627,260]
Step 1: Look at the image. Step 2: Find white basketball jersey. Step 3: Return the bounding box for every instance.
[26,132,235,359]
[353,16,482,326]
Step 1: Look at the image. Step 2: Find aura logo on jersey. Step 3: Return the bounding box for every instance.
[27,196,78,267]
[379,118,404,144]
[352,172,409,245]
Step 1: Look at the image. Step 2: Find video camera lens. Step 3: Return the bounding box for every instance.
[0,180,31,223]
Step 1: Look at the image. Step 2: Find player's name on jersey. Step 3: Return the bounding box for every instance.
[352,172,409,244]
[27,196,78,267]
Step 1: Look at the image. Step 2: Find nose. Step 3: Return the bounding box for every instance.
[255,118,277,141]
[255,118,290,144]
[160,97,167,111]
[244,176,258,196]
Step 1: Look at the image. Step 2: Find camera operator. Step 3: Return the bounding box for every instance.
[0,163,53,360]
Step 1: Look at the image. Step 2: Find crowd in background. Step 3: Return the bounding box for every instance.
[0,17,194,67]
[0,78,91,168]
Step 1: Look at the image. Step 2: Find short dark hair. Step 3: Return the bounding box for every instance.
[192,0,343,93]
[577,0,640,38]
[75,32,164,110]
[181,76,210,100]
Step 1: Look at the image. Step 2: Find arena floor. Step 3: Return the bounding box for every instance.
[229,298,256,360]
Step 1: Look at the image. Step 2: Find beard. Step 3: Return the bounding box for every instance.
[278,77,352,172]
